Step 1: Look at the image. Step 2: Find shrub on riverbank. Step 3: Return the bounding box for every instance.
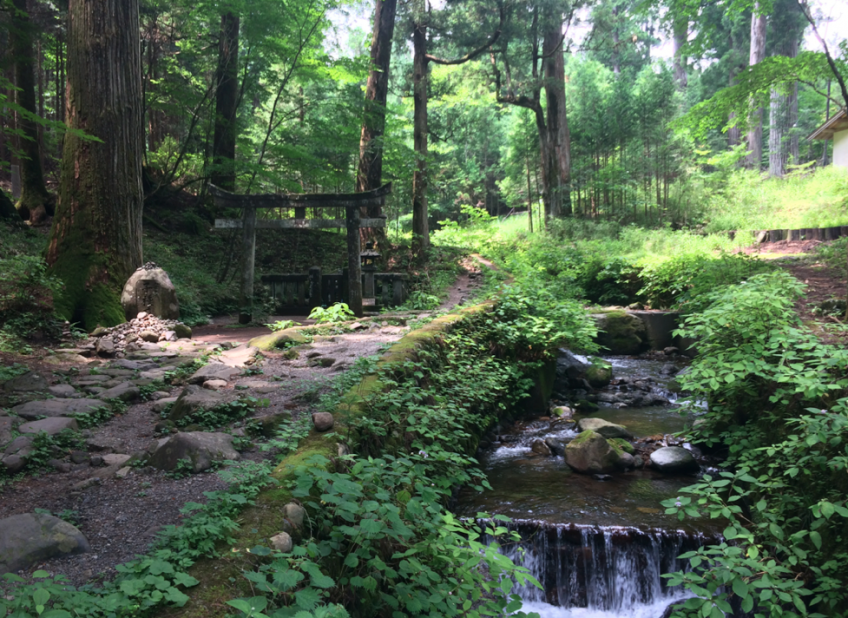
[663,271,848,617]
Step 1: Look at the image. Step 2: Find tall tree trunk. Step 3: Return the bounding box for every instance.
[47,0,143,330]
[543,25,571,216]
[411,11,428,254]
[746,5,766,170]
[672,15,688,90]
[356,0,396,244]
[611,5,620,75]
[768,5,801,178]
[11,0,53,223]
[212,11,239,192]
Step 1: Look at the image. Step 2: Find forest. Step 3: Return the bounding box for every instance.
[1,0,848,618]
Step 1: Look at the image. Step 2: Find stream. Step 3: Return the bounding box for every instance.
[454,355,719,617]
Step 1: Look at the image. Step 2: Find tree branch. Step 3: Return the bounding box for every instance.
[796,0,848,109]
[426,4,503,66]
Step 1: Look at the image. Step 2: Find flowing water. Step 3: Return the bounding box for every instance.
[454,355,718,618]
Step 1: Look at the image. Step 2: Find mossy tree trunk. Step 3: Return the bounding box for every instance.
[0,187,22,220]
[46,0,143,330]
[10,0,53,223]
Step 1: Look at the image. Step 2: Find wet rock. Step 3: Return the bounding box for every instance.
[585,357,613,389]
[312,412,334,432]
[577,418,633,440]
[607,437,635,455]
[98,382,141,402]
[48,384,77,398]
[147,432,240,473]
[18,417,79,435]
[660,363,678,376]
[0,513,90,574]
[574,400,599,413]
[565,431,626,474]
[270,531,293,553]
[11,398,107,420]
[551,406,573,419]
[592,474,613,481]
[188,363,240,385]
[662,347,679,356]
[650,446,698,474]
[121,263,180,320]
[3,372,48,393]
[531,439,552,456]
[544,437,570,456]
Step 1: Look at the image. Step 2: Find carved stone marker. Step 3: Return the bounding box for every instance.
[121,262,179,320]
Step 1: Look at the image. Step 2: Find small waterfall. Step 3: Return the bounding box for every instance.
[490,520,713,615]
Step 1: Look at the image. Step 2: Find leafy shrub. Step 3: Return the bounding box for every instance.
[662,271,848,617]
[267,319,297,332]
[308,303,355,324]
[0,255,62,339]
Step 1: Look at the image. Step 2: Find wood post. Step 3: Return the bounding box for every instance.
[239,206,257,324]
[11,164,20,200]
[308,266,321,307]
[346,206,363,317]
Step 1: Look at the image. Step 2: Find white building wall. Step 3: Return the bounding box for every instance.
[834,129,848,170]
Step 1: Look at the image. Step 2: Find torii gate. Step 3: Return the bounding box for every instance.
[210,183,391,323]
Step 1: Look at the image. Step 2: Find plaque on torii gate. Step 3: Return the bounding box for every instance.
[210,183,391,323]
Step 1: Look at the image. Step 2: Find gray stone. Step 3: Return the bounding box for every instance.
[3,372,48,393]
[0,513,90,574]
[269,531,293,553]
[174,324,192,339]
[48,384,77,398]
[98,382,141,402]
[585,358,613,389]
[121,265,180,320]
[18,417,79,435]
[202,379,228,391]
[70,451,88,464]
[577,417,633,440]
[50,459,71,473]
[140,368,169,381]
[564,431,627,474]
[116,466,131,478]
[11,398,107,420]
[95,337,116,357]
[98,368,135,378]
[152,397,178,414]
[1,454,26,473]
[312,412,334,432]
[102,454,131,467]
[140,331,160,343]
[160,330,177,342]
[551,406,573,419]
[0,416,14,447]
[283,503,306,528]
[109,359,147,370]
[72,374,111,385]
[149,391,171,400]
[147,432,240,473]
[167,385,232,423]
[650,447,698,474]
[188,363,240,385]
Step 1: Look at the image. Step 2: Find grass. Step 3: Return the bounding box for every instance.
[700,166,848,232]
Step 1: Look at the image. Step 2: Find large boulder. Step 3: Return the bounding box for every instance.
[0,513,90,574]
[167,385,234,423]
[565,430,627,474]
[98,382,141,402]
[577,417,633,440]
[121,263,179,320]
[11,398,107,420]
[555,349,590,390]
[18,417,79,435]
[188,363,240,385]
[593,311,649,355]
[147,432,240,473]
[650,446,698,474]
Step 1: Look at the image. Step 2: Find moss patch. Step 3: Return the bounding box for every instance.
[249,327,309,351]
[608,437,635,454]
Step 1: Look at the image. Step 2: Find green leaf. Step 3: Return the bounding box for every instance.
[732,577,748,598]
[810,531,822,549]
[33,588,50,607]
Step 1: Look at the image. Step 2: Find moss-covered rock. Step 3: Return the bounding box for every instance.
[248,328,309,351]
[608,437,635,455]
[585,357,613,388]
[564,430,626,474]
[593,310,648,355]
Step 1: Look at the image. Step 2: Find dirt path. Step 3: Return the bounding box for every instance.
[0,258,487,585]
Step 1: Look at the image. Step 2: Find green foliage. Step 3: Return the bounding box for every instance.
[0,255,62,342]
[267,319,297,332]
[308,303,355,324]
[228,455,539,618]
[662,271,848,616]
[174,397,268,430]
